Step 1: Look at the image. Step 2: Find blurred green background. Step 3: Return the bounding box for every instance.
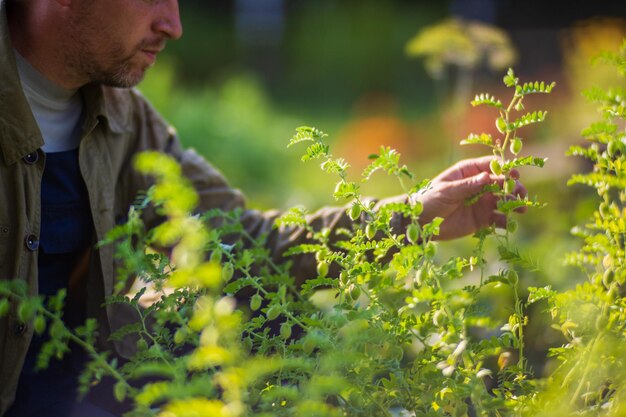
[138,0,626,376]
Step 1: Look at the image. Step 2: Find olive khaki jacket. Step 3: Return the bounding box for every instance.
[0,1,411,414]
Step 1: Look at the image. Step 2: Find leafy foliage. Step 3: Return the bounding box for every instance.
[525,40,626,416]
[4,44,626,416]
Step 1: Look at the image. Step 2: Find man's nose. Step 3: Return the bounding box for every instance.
[153,0,183,40]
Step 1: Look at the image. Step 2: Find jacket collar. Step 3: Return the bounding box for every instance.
[0,0,129,166]
[0,0,42,165]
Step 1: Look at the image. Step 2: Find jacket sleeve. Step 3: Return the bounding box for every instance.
[125,89,408,285]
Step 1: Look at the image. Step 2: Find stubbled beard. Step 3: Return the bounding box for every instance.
[88,54,148,88]
[66,41,150,88]
[66,7,154,88]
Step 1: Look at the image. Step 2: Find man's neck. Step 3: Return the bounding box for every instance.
[14,48,84,153]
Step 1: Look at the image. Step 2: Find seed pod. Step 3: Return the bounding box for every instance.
[34,315,46,335]
[510,138,523,155]
[506,219,518,234]
[49,320,64,339]
[114,382,127,402]
[210,250,222,264]
[599,202,611,219]
[365,224,376,240]
[415,268,427,287]
[266,305,280,321]
[424,242,437,258]
[349,284,361,301]
[504,178,516,194]
[490,159,502,176]
[349,204,362,221]
[595,313,609,331]
[280,322,292,339]
[17,302,35,323]
[148,344,162,357]
[317,261,329,277]
[406,224,419,244]
[221,264,234,281]
[302,336,316,354]
[174,328,187,345]
[607,140,622,157]
[602,269,615,289]
[432,309,446,327]
[496,117,507,134]
[250,293,262,311]
[136,338,149,352]
[413,201,424,216]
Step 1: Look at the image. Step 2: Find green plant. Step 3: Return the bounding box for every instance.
[0,67,560,417]
[524,40,626,416]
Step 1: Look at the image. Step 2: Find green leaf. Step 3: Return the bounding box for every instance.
[108,322,142,342]
[0,299,9,317]
[114,381,127,402]
[566,145,599,162]
[516,81,556,95]
[333,181,360,200]
[460,133,494,146]
[283,243,325,257]
[320,159,349,175]
[130,362,178,380]
[302,142,330,161]
[471,93,503,108]
[275,206,308,228]
[301,277,336,293]
[581,121,618,140]
[497,246,540,271]
[512,111,547,129]
[503,68,518,87]
[503,156,547,170]
[497,197,544,213]
[288,126,328,147]
[465,183,500,206]
[17,299,38,323]
[527,286,557,305]
[362,146,412,180]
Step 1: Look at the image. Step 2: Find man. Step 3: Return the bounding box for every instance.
[0,0,525,415]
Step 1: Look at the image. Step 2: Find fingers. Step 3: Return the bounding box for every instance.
[435,156,493,182]
[438,156,522,183]
[446,171,492,200]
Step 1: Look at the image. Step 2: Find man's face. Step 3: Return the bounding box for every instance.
[66,0,182,88]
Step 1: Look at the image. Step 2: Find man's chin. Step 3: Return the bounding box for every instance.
[100,69,147,89]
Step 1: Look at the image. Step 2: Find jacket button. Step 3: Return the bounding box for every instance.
[22,151,39,165]
[13,321,27,336]
[24,234,39,251]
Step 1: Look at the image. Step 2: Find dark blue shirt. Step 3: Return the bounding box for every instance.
[8,149,94,417]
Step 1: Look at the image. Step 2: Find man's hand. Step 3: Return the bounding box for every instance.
[415,156,527,240]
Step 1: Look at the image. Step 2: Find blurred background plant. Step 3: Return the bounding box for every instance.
[405,17,517,162]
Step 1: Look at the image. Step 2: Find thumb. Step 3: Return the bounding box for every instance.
[447,171,491,200]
